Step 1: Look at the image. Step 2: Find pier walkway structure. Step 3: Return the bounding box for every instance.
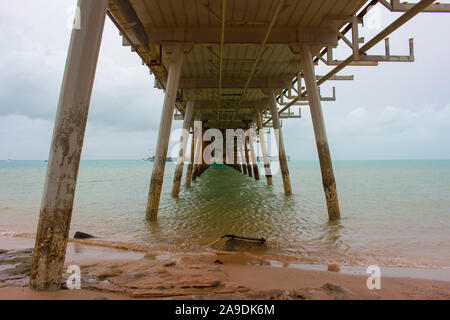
[30,0,450,289]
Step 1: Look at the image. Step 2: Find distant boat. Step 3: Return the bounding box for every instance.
[143,148,175,162]
[256,155,291,162]
[143,155,155,162]
[142,155,176,162]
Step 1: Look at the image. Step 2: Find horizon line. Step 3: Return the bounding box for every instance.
[2,158,450,162]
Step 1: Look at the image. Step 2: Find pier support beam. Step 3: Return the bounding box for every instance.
[30,0,108,290]
[198,123,208,177]
[146,47,185,220]
[172,100,194,197]
[268,93,292,196]
[234,137,241,172]
[244,137,253,178]
[246,122,259,180]
[192,120,202,181]
[257,116,273,186]
[185,130,195,187]
[236,142,243,173]
[238,139,248,175]
[300,44,340,220]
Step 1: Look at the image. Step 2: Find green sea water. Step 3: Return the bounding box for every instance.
[0,160,449,268]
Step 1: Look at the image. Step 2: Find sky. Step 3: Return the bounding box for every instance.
[0,0,450,160]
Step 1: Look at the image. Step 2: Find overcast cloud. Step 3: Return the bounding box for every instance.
[1,1,449,160]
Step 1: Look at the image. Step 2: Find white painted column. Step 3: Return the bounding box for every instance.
[146,48,184,220]
[172,101,194,197]
[300,44,340,220]
[30,0,108,290]
[268,93,293,195]
[256,115,273,185]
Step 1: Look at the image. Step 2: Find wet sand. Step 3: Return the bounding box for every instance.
[0,237,449,300]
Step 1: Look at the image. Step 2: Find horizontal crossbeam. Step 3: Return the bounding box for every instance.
[193,101,268,109]
[179,77,293,89]
[146,27,338,46]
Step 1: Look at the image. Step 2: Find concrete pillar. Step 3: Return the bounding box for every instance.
[172,101,194,197]
[146,48,185,220]
[234,137,241,172]
[246,122,260,180]
[185,131,195,187]
[300,44,340,220]
[29,0,108,290]
[256,115,273,186]
[268,93,293,196]
[238,139,248,175]
[198,123,207,177]
[236,142,243,172]
[192,121,202,181]
[243,131,252,178]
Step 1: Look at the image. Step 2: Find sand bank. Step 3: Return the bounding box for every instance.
[0,237,449,300]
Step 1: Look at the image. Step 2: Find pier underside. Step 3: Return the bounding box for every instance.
[29,0,450,289]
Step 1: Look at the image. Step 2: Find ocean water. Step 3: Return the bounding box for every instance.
[0,160,449,268]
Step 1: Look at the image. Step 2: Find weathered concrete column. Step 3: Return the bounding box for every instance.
[30,0,108,290]
[185,131,195,187]
[300,44,340,220]
[256,115,273,186]
[192,121,202,181]
[146,47,185,220]
[246,122,260,180]
[268,93,293,195]
[243,132,252,178]
[172,101,194,197]
[234,137,241,172]
[198,123,207,177]
[236,142,243,173]
[238,139,248,175]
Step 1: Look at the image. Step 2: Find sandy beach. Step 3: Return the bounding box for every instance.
[1,237,449,300]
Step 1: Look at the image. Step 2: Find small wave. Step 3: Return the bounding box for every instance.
[69,238,150,253]
[0,231,28,238]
